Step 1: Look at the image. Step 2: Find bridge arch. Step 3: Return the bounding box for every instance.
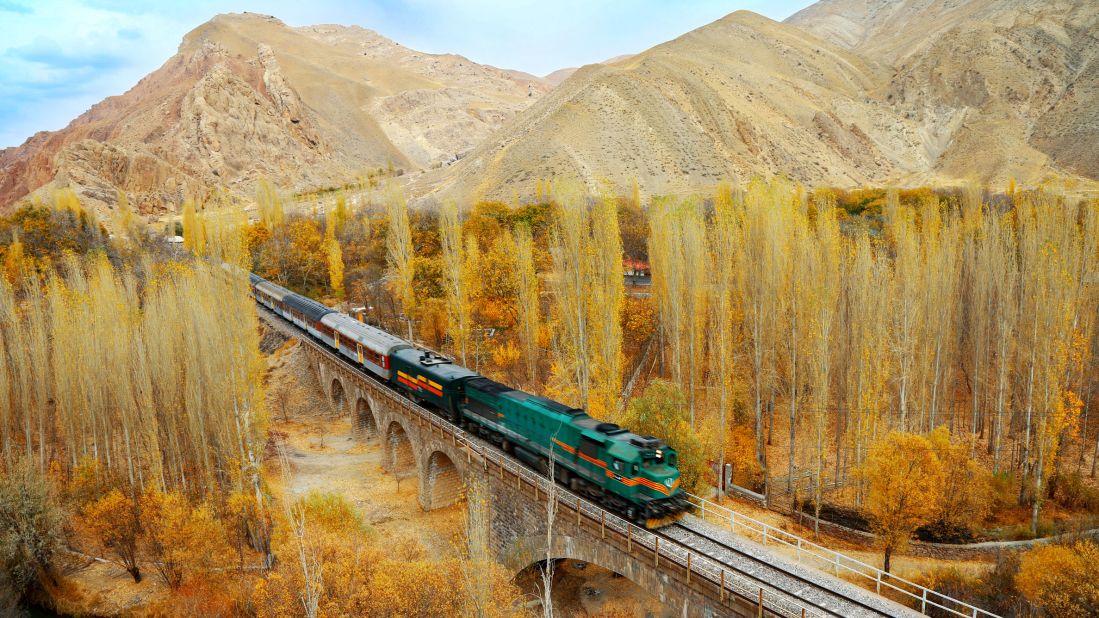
[420,450,463,510]
[506,533,680,609]
[355,396,378,437]
[330,377,346,411]
[384,420,417,479]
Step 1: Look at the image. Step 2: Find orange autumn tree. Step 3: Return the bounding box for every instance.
[1016,540,1099,617]
[141,490,228,589]
[254,491,525,618]
[82,489,143,582]
[861,431,944,572]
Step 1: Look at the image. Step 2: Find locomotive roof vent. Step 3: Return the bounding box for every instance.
[631,436,661,449]
[418,351,453,366]
[595,422,628,435]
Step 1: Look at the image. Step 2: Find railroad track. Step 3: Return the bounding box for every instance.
[257,304,917,618]
[659,519,902,617]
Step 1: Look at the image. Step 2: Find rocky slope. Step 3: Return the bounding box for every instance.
[419,1,1099,203]
[786,0,1099,182]
[414,11,911,202]
[4,2,1097,216]
[0,12,547,217]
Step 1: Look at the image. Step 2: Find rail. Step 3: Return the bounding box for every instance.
[261,307,829,617]
[684,493,1000,618]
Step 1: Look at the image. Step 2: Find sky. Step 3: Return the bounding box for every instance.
[0,0,815,148]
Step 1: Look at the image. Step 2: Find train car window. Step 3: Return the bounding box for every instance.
[612,460,622,472]
[632,463,639,475]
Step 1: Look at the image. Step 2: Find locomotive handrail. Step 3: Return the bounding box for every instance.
[260,306,830,618]
[683,493,998,618]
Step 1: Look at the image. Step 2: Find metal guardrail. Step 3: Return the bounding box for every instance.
[261,308,828,618]
[684,494,1000,618]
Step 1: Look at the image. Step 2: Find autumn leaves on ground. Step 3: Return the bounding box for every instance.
[0,178,1097,617]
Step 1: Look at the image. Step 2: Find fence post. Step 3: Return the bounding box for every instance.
[654,537,660,567]
[876,570,881,595]
[921,588,927,614]
[757,589,763,617]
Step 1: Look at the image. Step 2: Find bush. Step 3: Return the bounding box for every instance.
[0,463,64,609]
[1016,540,1099,617]
[799,500,871,531]
[913,553,1026,618]
[915,520,985,544]
[1052,471,1099,512]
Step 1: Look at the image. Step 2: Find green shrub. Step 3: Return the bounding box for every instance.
[0,463,64,609]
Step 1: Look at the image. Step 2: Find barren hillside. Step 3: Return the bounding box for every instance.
[414,11,914,203]
[0,12,547,218]
[418,1,1099,203]
[4,2,1098,217]
[786,0,1099,181]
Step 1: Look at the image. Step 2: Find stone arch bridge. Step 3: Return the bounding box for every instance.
[311,345,768,617]
[262,307,922,618]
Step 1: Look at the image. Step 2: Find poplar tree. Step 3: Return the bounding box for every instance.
[513,225,540,388]
[441,201,470,364]
[385,184,416,337]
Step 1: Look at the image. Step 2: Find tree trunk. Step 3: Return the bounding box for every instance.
[883,545,893,574]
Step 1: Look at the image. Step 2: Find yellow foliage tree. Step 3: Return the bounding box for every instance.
[323,221,344,301]
[620,380,711,493]
[254,491,525,618]
[385,184,415,336]
[141,490,227,589]
[82,489,143,582]
[256,178,284,230]
[861,431,943,572]
[1015,540,1099,617]
[927,426,993,533]
[440,201,471,364]
[3,232,24,284]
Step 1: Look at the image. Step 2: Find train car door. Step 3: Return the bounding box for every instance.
[334,331,340,350]
[357,343,363,364]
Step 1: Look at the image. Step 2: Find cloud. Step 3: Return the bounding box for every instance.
[0,0,32,14]
[0,0,815,147]
[7,37,132,72]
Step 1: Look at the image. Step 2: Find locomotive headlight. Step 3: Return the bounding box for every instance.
[664,478,674,488]
[655,449,663,458]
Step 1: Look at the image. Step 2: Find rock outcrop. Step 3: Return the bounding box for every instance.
[0,12,547,219]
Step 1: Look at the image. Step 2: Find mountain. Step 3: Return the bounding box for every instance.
[418,1,1099,203]
[543,55,635,86]
[413,11,905,202]
[4,2,1098,217]
[0,12,548,217]
[786,0,1099,181]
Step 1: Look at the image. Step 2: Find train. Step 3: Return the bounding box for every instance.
[249,272,689,526]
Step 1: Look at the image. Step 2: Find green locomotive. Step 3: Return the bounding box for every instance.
[389,348,688,525]
[246,272,688,527]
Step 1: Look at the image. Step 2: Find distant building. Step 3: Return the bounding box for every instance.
[623,258,649,277]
